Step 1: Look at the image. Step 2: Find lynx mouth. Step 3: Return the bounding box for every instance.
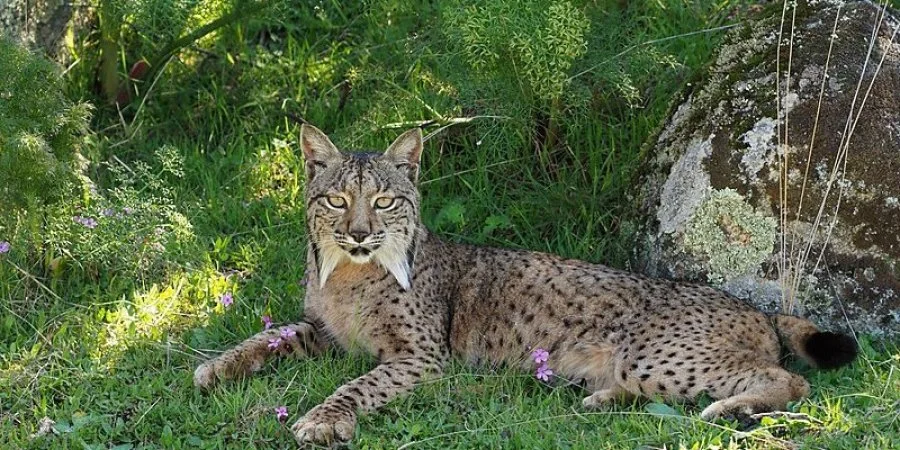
[348,247,371,257]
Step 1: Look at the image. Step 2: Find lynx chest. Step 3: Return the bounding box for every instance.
[304,261,398,356]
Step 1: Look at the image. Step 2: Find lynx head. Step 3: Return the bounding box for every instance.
[301,124,423,290]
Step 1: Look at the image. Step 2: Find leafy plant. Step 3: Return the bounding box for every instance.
[84,0,271,104]
[0,37,92,214]
[41,145,196,281]
[442,0,590,152]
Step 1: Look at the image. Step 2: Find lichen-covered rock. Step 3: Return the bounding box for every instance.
[636,0,900,337]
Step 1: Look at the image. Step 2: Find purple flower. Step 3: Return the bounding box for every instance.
[73,216,98,229]
[101,208,115,217]
[275,406,288,421]
[280,327,296,339]
[531,348,549,365]
[262,315,273,330]
[220,292,233,307]
[123,207,135,215]
[267,337,283,350]
[536,363,554,382]
[0,241,9,254]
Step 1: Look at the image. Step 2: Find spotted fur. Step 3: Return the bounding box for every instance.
[193,125,858,446]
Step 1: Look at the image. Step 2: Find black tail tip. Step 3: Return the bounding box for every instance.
[805,332,858,370]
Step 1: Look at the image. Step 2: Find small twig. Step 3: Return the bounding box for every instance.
[110,154,137,176]
[143,0,273,86]
[382,115,511,131]
[60,57,81,77]
[181,343,221,358]
[109,57,171,149]
[278,110,307,126]
[379,78,445,121]
[7,260,62,302]
[131,397,161,427]
[381,119,441,129]
[0,303,52,346]
[568,23,741,81]
[420,157,525,186]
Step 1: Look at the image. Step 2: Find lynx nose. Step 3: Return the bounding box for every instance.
[349,230,370,244]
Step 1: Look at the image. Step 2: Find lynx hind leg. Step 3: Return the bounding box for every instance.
[566,341,635,409]
[193,320,326,390]
[700,366,810,424]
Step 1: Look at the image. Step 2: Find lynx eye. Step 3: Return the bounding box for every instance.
[326,196,347,209]
[373,196,396,210]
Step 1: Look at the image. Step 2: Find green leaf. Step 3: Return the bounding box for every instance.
[160,424,174,446]
[435,200,466,229]
[481,214,512,236]
[645,402,681,417]
[53,420,73,433]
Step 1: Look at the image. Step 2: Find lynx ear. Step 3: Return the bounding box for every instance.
[384,128,423,181]
[300,124,342,180]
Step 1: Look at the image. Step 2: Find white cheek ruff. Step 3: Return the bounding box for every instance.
[317,239,412,291]
[373,233,413,291]
[318,244,347,289]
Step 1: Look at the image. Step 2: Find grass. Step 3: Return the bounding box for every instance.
[2,0,899,448]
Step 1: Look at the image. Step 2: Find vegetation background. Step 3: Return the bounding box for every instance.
[1,0,898,448]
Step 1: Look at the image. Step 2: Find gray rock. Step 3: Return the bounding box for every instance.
[1,0,77,61]
[636,0,900,337]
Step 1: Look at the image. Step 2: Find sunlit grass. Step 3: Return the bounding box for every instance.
[91,269,232,365]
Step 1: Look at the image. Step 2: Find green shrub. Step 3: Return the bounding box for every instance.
[0,36,92,214]
[41,145,196,281]
[444,0,589,104]
[0,37,194,283]
[442,0,591,151]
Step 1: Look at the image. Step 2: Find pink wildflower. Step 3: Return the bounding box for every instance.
[73,216,98,229]
[220,292,233,307]
[267,338,282,350]
[0,241,9,254]
[280,327,296,339]
[536,363,554,382]
[531,348,549,364]
[275,406,288,421]
[261,315,273,330]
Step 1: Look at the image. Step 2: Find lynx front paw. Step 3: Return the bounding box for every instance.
[582,389,618,409]
[291,404,356,447]
[193,361,218,390]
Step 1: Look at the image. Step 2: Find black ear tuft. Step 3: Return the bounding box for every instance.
[805,332,858,370]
